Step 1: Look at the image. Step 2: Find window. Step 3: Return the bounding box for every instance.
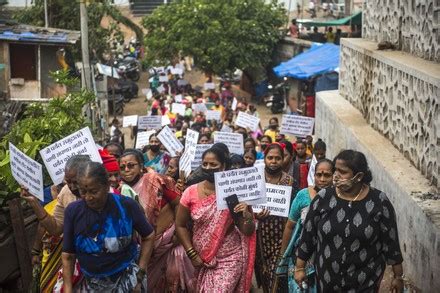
[9,44,37,81]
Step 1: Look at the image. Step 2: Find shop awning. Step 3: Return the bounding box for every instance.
[273,43,339,80]
[298,11,362,28]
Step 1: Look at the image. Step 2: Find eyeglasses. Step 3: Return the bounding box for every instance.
[120,163,139,171]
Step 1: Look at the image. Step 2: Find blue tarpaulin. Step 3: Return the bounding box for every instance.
[273,43,340,80]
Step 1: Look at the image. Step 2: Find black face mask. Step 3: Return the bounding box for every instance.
[270,125,278,130]
[265,165,282,175]
[150,145,160,152]
[201,168,220,183]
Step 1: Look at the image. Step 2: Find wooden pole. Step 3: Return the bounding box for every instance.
[8,198,32,291]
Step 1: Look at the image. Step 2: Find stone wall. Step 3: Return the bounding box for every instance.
[362,0,440,62]
[315,90,440,292]
[339,38,440,190]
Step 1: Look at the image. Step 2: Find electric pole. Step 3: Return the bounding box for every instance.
[80,0,92,90]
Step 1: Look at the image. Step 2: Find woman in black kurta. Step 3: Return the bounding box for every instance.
[294,150,404,292]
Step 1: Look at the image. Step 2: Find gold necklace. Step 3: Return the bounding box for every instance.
[337,185,364,208]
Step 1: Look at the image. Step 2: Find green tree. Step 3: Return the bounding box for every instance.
[13,0,143,61]
[142,0,286,75]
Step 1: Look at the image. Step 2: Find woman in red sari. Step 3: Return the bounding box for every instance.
[175,146,256,292]
[119,149,195,292]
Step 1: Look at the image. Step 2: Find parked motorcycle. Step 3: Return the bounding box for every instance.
[115,56,140,82]
[108,93,125,115]
[109,78,139,103]
[266,78,289,114]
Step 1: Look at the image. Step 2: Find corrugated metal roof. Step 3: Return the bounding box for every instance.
[0,23,80,45]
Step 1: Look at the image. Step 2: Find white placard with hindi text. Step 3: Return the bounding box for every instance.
[179,129,199,177]
[157,126,183,157]
[280,115,315,137]
[39,127,102,185]
[206,110,222,121]
[135,130,156,150]
[162,115,171,126]
[159,75,169,82]
[138,115,162,130]
[231,98,238,111]
[204,82,216,90]
[172,103,186,116]
[220,124,233,133]
[215,165,266,210]
[177,79,188,86]
[174,94,183,103]
[123,115,139,127]
[213,131,244,155]
[252,184,292,218]
[171,67,183,75]
[157,85,165,93]
[235,111,260,131]
[191,144,213,170]
[9,142,44,201]
[142,88,153,100]
[192,103,208,114]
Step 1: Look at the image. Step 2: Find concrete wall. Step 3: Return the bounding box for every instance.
[316,90,440,292]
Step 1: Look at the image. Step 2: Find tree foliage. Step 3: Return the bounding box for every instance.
[13,0,143,61]
[142,0,286,75]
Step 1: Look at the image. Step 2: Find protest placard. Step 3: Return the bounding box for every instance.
[280,115,315,137]
[191,144,212,170]
[215,165,266,210]
[192,103,208,114]
[154,66,165,73]
[122,115,138,127]
[252,184,292,217]
[177,79,188,86]
[179,129,199,177]
[213,132,244,155]
[40,127,102,185]
[220,124,233,133]
[206,110,222,121]
[135,130,156,150]
[157,126,183,156]
[159,75,169,82]
[231,97,238,111]
[157,85,165,93]
[174,94,183,103]
[138,115,162,130]
[96,63,120,79]
[162,115,171,126]
[171,67,183,75]
[142,88,153,100]
[204,82,216,90]
[172,103,186,116]
[9,142,44,201]
[254,159,265,166]
[235,112,260,131]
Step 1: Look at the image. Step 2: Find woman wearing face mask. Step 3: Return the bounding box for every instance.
[175,146,256,292]
[254,143,294,293]
[143,134,170,174]
[264,117,280,143]
[277,159,334,292]
[294,150,404,293]
[120,150,195,292]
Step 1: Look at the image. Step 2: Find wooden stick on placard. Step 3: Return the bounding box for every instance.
[8,198,32,290]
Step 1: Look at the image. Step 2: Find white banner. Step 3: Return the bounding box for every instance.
[159,75,169,82]
[213,131,244,155]
[138,115,162,130]
[206,110,222,121]
[40,127,102,185]
[9,142,44,201]
[280,115,315,137]
[135,130,156,150]
[122,115,139,127]
[172,103,186,116]
[253,184,292,217]
[179,129,200,177]
[191,144,212,170]
[157,126,184,157]
[235,111,260,131]
[204,82,216,90]
[171,67,183,75]
[215,165,266,210]
[192,103,208,114]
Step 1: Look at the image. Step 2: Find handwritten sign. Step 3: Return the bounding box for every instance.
[157,85,165,93]
[231,97,238,111]
[177,79,188,86]
[179,129,199,177]
[206,110,222,121]
[175,94,183,103]
[235,112,260,131]
[204,82,216,90]
[162,115,171,126]
[215,165,266,210]
[40,127,102,185]
[220,124,233,133]
[123,115,138,127]
[172,103,186,116]
[142,88,153,100]
[157,126,183,157]
[159,75,169,82]
[138,115,162,130]
[191,144,213,170]
[192,103,208,114]
[135,130,156,150]
[171,67,183,75]
[9,142,44,201]
[280,115,315,137]
[253,184,292,217]
[213,132,244,155]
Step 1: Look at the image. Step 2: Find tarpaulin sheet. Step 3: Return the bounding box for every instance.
[273,43,339,80]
